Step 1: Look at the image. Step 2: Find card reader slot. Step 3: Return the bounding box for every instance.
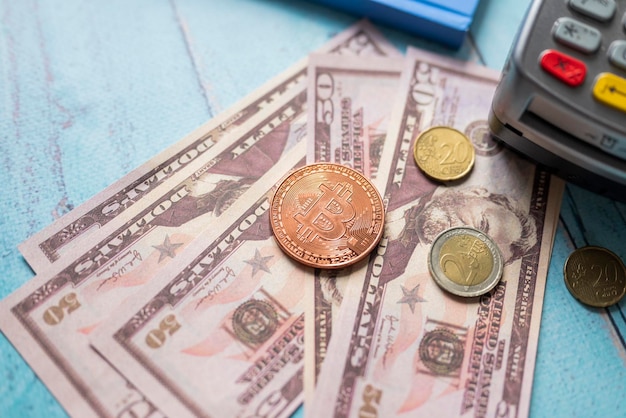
[516,108,626,187]
[489,109,626,200]
[526,95,626,161]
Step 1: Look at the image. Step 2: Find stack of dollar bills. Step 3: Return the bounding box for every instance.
[1,20,563,418]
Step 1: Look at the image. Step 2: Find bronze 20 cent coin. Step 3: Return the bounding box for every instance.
[270,163,385,269]
[413,126,475,182]
[564,246,626,307]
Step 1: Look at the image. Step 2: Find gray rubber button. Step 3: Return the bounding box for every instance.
[569,0,616,22]
[553,17,602,54]
[608,41,626,71]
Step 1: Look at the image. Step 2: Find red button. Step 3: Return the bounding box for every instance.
[540,50,587,87]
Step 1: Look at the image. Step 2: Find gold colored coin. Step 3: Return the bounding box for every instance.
[428,227,503,297]
[270,163,385,269]
[564,246,626,307]
[413,126,475,181]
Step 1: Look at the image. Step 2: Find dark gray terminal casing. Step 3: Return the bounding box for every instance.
[488,0,626,201]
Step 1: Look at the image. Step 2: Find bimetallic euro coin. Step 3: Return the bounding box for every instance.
[564,246,626,307]
[413,126,475,181]
[270,163,385,269]
[428,227,503,297]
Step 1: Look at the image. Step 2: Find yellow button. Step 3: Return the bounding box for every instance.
[593,73,626,113]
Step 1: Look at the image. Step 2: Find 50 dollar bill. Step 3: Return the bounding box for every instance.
[309,47,564,418]
[19,19,400,273]
[303,52,404,407]
[90,148,310,417]
[0,84,310,418]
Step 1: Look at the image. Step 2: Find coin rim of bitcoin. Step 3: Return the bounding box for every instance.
[413,126,476,182]
[563,245,626,308]
[270,162,385,270]
[428,226,503,297]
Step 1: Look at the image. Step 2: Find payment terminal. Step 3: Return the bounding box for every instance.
[488,0,626,201]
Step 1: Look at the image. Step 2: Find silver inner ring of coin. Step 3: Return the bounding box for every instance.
[428,226,504,297]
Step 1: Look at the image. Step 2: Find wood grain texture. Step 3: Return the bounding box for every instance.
[0,0,623,417]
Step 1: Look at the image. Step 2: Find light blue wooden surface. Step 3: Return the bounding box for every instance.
[1,1,624,417]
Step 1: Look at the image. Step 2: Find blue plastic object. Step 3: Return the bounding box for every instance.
[307,0,481,49]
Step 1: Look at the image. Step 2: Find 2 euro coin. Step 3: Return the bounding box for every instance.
[428,226,503,297]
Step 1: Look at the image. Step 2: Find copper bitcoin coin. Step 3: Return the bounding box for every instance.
[270,163,385,269]
[564,246,626,307]
[413,126,475,181]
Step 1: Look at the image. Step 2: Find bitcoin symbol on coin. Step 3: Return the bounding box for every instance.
[270,163,385,269]
[295,182,355,242]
